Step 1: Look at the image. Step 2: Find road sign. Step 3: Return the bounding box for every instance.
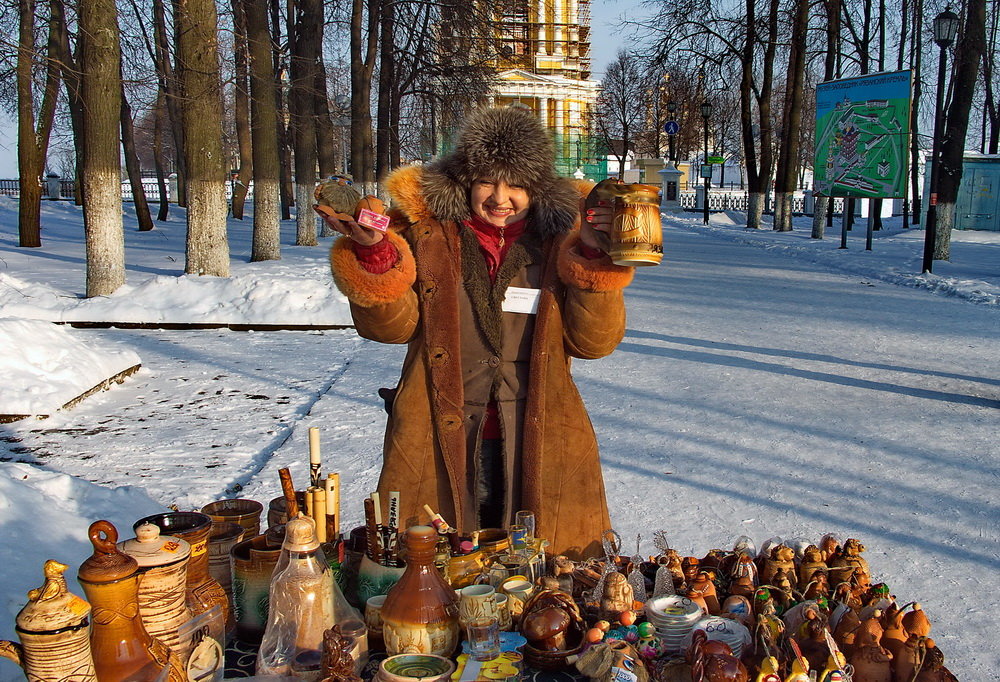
[664,120,680,135]
[700,165,713,179]
[708,156,726,164]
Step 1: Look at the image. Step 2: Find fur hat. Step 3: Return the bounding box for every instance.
[420,106,580,238]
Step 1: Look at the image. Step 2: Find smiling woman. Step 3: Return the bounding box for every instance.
[321,106,636,558]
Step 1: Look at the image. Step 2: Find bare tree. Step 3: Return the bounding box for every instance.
[231,0,253,219]
[773,0,810,231]
[176,0,230,276]
[594,50,645,175]
[290,0,323,245]
[15,0,61,247]
[79,0,125,295]
[351,0,379,193]
[936,0,987,259]
[245,0,281,261]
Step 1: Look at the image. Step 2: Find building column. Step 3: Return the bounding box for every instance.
[538,97,549,127]
[567,0,579,56]
[553,0,564,54]
[536,0,547,55]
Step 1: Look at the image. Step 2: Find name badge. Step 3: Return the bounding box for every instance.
[501,286,540,314]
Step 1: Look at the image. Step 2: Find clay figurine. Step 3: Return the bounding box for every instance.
[685,571,720,615]
[757,544,795,586]
[829,538,870,589]
[687,631,747,682]
[598,572,634,623]
[797,545,828,590]
[914,639,958,682]
[849,621,893,682]
[319,625,363,682]
[902,602,932,638]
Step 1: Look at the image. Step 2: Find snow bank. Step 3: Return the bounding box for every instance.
[0,462,166,679]
[0,318,141,415]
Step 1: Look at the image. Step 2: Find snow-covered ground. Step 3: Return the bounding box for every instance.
[0,199,997,679]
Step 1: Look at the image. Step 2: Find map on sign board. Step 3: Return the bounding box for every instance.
[813,70,911,198]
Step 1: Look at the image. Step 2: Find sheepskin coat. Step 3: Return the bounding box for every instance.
[330,164,634,559]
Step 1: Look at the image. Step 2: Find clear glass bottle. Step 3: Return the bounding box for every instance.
[256,515,335,680]
[380,525,460,657]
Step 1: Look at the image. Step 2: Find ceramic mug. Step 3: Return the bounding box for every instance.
[366,594,387,650]
[494,593,513,631]
[458,584,498,627]
[501,579,534,622]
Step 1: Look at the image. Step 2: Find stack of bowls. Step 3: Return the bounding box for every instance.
[644,595,703,654]
[681,616,752,658]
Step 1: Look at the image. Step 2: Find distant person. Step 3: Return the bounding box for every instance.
[318,106,634,558]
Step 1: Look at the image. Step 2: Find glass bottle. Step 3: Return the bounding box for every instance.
[380,525,460,657]
[256,515,335,680]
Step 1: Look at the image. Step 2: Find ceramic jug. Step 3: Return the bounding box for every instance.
[0,559,97,681]
[380,526,460,657]
[77,520,185,682]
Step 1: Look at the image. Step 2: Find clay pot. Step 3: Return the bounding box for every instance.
[230,533,283,643]
[357,554,406,606]
[267,492,308,528]
[202,498,264,542]
[77,520,184,682]
[118,522,193,659]
[380,526,460,657]
[207,521,242,596]
[136,511,230,637]
[0,560,96,681]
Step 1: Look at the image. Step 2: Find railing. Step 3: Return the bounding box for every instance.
[0,177,254,201]
[678,191,848,215]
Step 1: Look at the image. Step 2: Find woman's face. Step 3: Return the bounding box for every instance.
[470,178,531,227]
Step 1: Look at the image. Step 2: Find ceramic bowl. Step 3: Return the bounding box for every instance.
[376,654,456,682]
[521,641,583,672]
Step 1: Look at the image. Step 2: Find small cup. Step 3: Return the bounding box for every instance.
[509,524,528,553]
[494,593,512,631]
[501,578,534,623]
[459,584,498,627]
[465,617,501,662]
[201,498,263,542]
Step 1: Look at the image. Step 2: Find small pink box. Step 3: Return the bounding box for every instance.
[357,208,390,232]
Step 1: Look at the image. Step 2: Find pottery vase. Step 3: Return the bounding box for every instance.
[206,521,243,635]
[137,512,230,639]
[0,559,97,682]
[357,554,406,606]
[77,520,185,682]
[230,533,283,643]
[380,526,460,657]
[118,523,193,660]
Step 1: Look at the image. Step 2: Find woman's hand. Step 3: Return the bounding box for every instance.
[580,200,613,253]
[314,206,384,246]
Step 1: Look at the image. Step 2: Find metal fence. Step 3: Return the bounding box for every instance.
[0,177,254,201]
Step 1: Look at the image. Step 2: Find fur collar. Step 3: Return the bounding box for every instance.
[384,164,581,240]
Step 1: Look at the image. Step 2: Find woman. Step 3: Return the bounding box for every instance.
[320,107,634,558]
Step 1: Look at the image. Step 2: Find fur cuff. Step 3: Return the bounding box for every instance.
[557,233,634,292]
[330,229,416,307]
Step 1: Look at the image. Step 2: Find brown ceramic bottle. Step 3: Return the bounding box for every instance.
[137,511,230,640]
[77,520,184,682]
[380,526,459,657]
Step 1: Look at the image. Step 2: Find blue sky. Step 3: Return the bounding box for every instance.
[0,1,641,179]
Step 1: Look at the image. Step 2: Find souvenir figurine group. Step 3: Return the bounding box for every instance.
[0,432,959,682]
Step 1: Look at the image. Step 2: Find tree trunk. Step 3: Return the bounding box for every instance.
[50,0,84,206]
[245,0,282,261]
[291,0,323,245]
[231,0,253,219]
[376,0,394,180]
[908,0,923,224]
[314,63,338,177]
[351,0,379,193]
[17,0,41,247]
[176,0,230,276]
[813,0,841,240]
[773,0,809,231]
[156,0,186,205]
[79,0,125,296]
[936,0,987,260]
[270,0,293,220]
[153,88,170,221]
[121,84,154,231]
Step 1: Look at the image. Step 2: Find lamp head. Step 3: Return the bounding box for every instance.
[933,6,960,48]
[700,101,713,118]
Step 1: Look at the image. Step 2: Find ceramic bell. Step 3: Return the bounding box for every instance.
[0,560,97,681]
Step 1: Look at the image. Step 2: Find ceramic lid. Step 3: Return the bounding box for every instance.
[282,515,319,553]
[78,520,140,584]
[118,522,191,567]
[16,560,91,632]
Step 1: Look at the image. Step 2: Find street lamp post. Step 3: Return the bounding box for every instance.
[667,101,677,163]
[701,101,713,225]
[922,5,960,273]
